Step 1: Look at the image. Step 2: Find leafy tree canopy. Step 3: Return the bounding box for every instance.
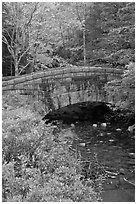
[2,2,135,75]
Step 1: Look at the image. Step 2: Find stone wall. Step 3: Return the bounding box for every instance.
[2,66,123,111]
[2,66,123,91]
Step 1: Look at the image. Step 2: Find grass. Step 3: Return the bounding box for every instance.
[2,91,102,202]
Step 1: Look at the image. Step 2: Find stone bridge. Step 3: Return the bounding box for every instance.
[2,66,123,111]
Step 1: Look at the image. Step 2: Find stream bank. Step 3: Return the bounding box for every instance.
[43,101,135,202]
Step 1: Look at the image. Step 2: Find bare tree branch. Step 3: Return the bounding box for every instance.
[75,3,83,24]
[26,2,39,27]
[2,35,15,57]
[3,28,16,47]
[3,34,33,72]
[18,45,33,64]
[3,28,12,41]
[2,35,8,44]
[18,61,31,74]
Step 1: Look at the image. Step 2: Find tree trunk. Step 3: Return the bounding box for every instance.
[83,27,86,66]
[10,55,13,76]
[59,24,65,48]
[83,3,86,66]
[14,59,19,75]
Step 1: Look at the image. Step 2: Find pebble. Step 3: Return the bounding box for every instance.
[93,124,97,127]
[107,132,111,135]
[109,139,114,142]
[128,125,135,133]
[129,152,135,156]
[116,128,122,131]
[100,133,104,136]
[101,123,107,127]
[79,143,86,147]
[51,125,58,128]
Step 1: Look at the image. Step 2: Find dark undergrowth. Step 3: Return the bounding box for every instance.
[2,91,103,202]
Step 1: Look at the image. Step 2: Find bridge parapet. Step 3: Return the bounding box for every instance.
[2,66,123,110]
[2,66,123,91]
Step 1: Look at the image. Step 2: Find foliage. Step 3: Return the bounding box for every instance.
[2,2,135,76]
[2,2,39,75]
[105,62,135,111]
[2,92,102,202]
[86,2,135,67]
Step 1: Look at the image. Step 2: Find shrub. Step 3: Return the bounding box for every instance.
[105,62,135,111]
[2,92,102,201]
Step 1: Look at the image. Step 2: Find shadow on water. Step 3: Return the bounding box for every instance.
[69,122,135,202]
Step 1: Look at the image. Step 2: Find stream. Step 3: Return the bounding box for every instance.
[67,122,135,202]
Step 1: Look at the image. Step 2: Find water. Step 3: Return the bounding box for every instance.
[70,122,135,202]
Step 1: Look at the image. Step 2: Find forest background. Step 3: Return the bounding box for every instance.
[2,2,135,75]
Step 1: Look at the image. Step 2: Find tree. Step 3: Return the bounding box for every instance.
[2,2,15,76]
[2,2,135,75]
[75,3,87,66]
[2,2,38,75]
[27,2,83,65]
[92,2,135,67]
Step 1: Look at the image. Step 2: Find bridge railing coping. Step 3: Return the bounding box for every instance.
[2,67,123,88]
[3,72,120,88]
